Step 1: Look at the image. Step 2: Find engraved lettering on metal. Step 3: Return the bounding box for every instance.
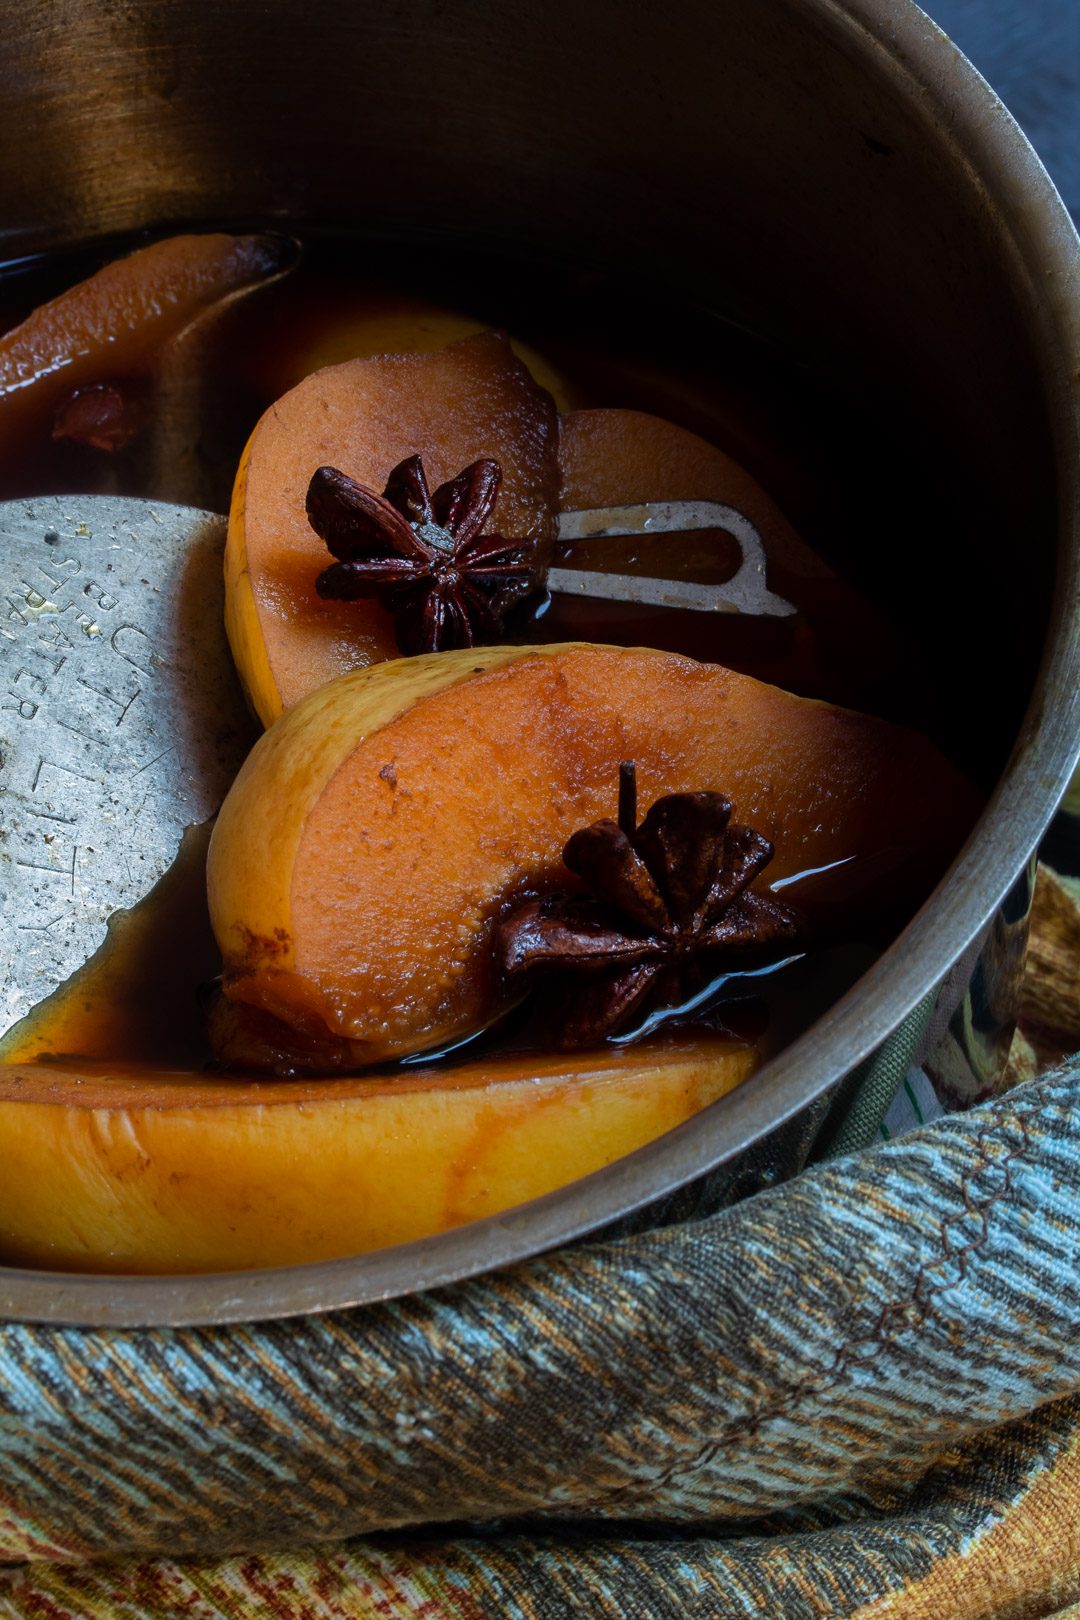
[0,497,253,1038]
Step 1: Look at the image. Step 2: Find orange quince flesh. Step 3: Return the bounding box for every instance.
[225,331,560,727]
[207,642,981,1071]
[0,1034,757,1272]
[0,232,291,445]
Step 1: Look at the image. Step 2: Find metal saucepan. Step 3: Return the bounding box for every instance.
[0,0,1077,1324]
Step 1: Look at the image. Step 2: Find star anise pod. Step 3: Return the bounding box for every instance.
[307,453,544,655]
[496,762,799,1049]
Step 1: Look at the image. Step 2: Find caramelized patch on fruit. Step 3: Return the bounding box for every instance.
[52,381,148,451]
[229,924,293,971]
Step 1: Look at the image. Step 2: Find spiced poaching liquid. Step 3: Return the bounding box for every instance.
[0,230,978,1077]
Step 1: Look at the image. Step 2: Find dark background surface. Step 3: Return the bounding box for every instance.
[923,0,1079,222]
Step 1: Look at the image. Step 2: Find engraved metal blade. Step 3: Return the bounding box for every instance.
[0,496,254,1039]
[552,499,797,617]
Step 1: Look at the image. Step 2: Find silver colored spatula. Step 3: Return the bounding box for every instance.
[0,493,795,1040]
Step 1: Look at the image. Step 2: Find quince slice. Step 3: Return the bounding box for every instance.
[0,1035,756,1272]
[0,232,291,445]
[207,642,981,1070]
[225,332,560,725]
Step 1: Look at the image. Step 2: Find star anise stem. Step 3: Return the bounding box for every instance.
[618,758,638,840]
[308,453,545,656]
[496,764,800,1049]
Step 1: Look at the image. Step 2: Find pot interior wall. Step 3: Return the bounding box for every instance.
[0,0,1058,784]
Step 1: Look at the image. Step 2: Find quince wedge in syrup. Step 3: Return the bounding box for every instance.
[0,1037,755,1272]
[225,331,562,724]
[207,642,981,1071]
[0,231,293,452]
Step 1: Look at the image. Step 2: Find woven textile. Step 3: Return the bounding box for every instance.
[2,1045,1080,1616]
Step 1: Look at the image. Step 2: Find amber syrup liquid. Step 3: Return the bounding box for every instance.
[0,230,985,1075]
